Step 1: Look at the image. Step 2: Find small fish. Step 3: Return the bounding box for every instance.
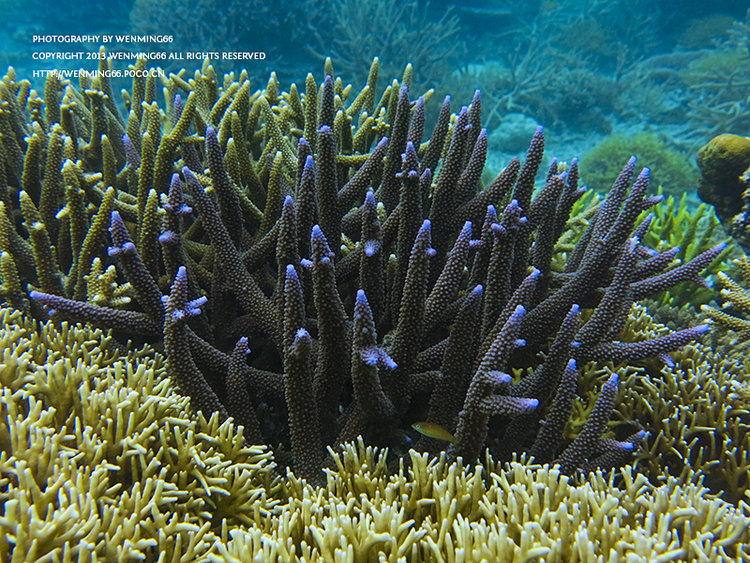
[412,422,455,443]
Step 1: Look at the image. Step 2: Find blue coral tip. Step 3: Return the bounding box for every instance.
[364,240,379,257]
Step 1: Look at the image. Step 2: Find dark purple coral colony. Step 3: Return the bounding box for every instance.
[0,56,722,482]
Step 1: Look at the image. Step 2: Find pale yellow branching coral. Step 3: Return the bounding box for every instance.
[84,257,133,308]
[214,439,750,562]
[0,306,749,562]
[0,307,282,562]
[702,256,750,340]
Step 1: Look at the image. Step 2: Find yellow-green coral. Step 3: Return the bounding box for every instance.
[702,256,750,340]
[1,306,749,561]
[697,133,750,225]
[0,307,282,561]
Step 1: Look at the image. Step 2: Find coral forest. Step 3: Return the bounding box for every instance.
[0,52,748,561]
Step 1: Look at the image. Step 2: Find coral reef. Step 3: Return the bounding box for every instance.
[128,0,305,75]
[0,52,746,559]
[680,13,750,138]
[442,6,750,155]
[0,53,728,480]
[1,306,749,561]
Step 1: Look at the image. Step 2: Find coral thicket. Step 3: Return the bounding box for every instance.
[1,306,748,562]
[0,51,747,560]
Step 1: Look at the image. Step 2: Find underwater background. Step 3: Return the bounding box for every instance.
[0,0,750,561]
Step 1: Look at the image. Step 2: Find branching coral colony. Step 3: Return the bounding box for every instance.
[0,51,725,482]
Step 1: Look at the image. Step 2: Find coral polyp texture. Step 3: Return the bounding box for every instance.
[0,55,748,559]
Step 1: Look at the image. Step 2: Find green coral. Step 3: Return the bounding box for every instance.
[580,132,697,197]
[1,307,748,561]
[638,190,734,309]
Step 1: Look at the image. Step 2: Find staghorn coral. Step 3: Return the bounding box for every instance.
[636,189,733,310]
[0,52,727,486]
[0,306,748,561]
